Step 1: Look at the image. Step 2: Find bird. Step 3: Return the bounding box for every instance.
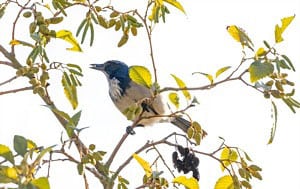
[90,60,205,135]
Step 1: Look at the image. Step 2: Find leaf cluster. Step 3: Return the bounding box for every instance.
[0,135,53,189]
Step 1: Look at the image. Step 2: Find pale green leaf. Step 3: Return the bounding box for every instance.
[129,66,152,88]
[163,0,185,13]
[249,61,274,83]
[216,66,231,78]
[220,147,238,171]
[32,146,54,168]
[173,176,199,189]
[0,144,14,164]
[133,153,152,177]
[268,101,278,144]
[56,30,82,52]
[215,175,234,189]
[171,74,191,100]
[31,177,50,189]
[13,135,27,157]
[275,15,295,43]
[169,92,179,108]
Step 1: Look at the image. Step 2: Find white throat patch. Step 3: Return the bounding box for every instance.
[108,77,123,100]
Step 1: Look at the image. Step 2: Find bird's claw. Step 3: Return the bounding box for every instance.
[126,126,136,135]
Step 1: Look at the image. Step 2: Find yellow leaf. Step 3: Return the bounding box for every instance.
[27,139,37,151]
[31,177,50,189]
[220,147,238,171]
[169,92,179,108]
[44,4,51,10]
[9,40,20,45]
[193,72,214,84]
[275,15,295,43]
[148,4,158,21]
[62,73,78,109]
[214,175,234,189]
[129,66,152,88]
[56,30,82,52]
[133,153,152,177]
[171,74,191,100]
[274,24,283,43]
[163,0,185,13]
[280,15,295,33]
[173,176,199,189]
[227,25,253,50]
[215,66,231,78]
[255,47,266,57]
[6,167,18,180]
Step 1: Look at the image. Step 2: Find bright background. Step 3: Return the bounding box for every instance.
[0,0,299,188]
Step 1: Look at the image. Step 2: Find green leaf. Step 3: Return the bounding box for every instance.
[133,153,152,177]
[216,66,231,78]
[173,176,199,189]
[215,175,234,189]
[281,54,295,71]
[76,19,87,36]
[163,0,185,13]
[275,15,295,43]
[171,74,191,100]
[220,147,238,171]
[31,177,50,189]
[56,30,82,52]
[118,34,129,47]
[0,144,14,164]
[13,135,27,157]
[268,101,278,144]
[249,61,274,83]
[71,110,82,127]
[169,92,179,108]
[67,63,82,73]
[129,66,152,88]
[77,163,84,175]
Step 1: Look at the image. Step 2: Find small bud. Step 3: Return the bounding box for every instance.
[23,11,32,18]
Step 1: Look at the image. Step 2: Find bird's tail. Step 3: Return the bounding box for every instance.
[171,116,207,137]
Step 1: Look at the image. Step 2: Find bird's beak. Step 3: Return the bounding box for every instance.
[90,64,105,71]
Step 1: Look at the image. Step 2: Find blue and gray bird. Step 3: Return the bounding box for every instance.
[90,60,196,134]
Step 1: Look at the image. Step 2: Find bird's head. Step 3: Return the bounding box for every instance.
[90,60,129,80]
[90,60,131,97]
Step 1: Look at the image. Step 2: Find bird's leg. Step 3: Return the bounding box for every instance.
[141,97,159,115]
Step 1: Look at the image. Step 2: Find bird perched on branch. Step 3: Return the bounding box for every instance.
[90,60,204,135]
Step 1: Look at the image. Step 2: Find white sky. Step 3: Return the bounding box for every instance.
[0,0,300,188]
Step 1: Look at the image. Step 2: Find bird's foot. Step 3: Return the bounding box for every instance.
[126,124,144,135]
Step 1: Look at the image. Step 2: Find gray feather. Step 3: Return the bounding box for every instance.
[171,116,191,133]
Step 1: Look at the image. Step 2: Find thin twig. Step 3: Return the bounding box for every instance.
[135,10,158,84]
[152,145,176,178]
[0,86,33,95]
[11,0,31,56]
[0,76,17,86]
[0,61,13,67]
